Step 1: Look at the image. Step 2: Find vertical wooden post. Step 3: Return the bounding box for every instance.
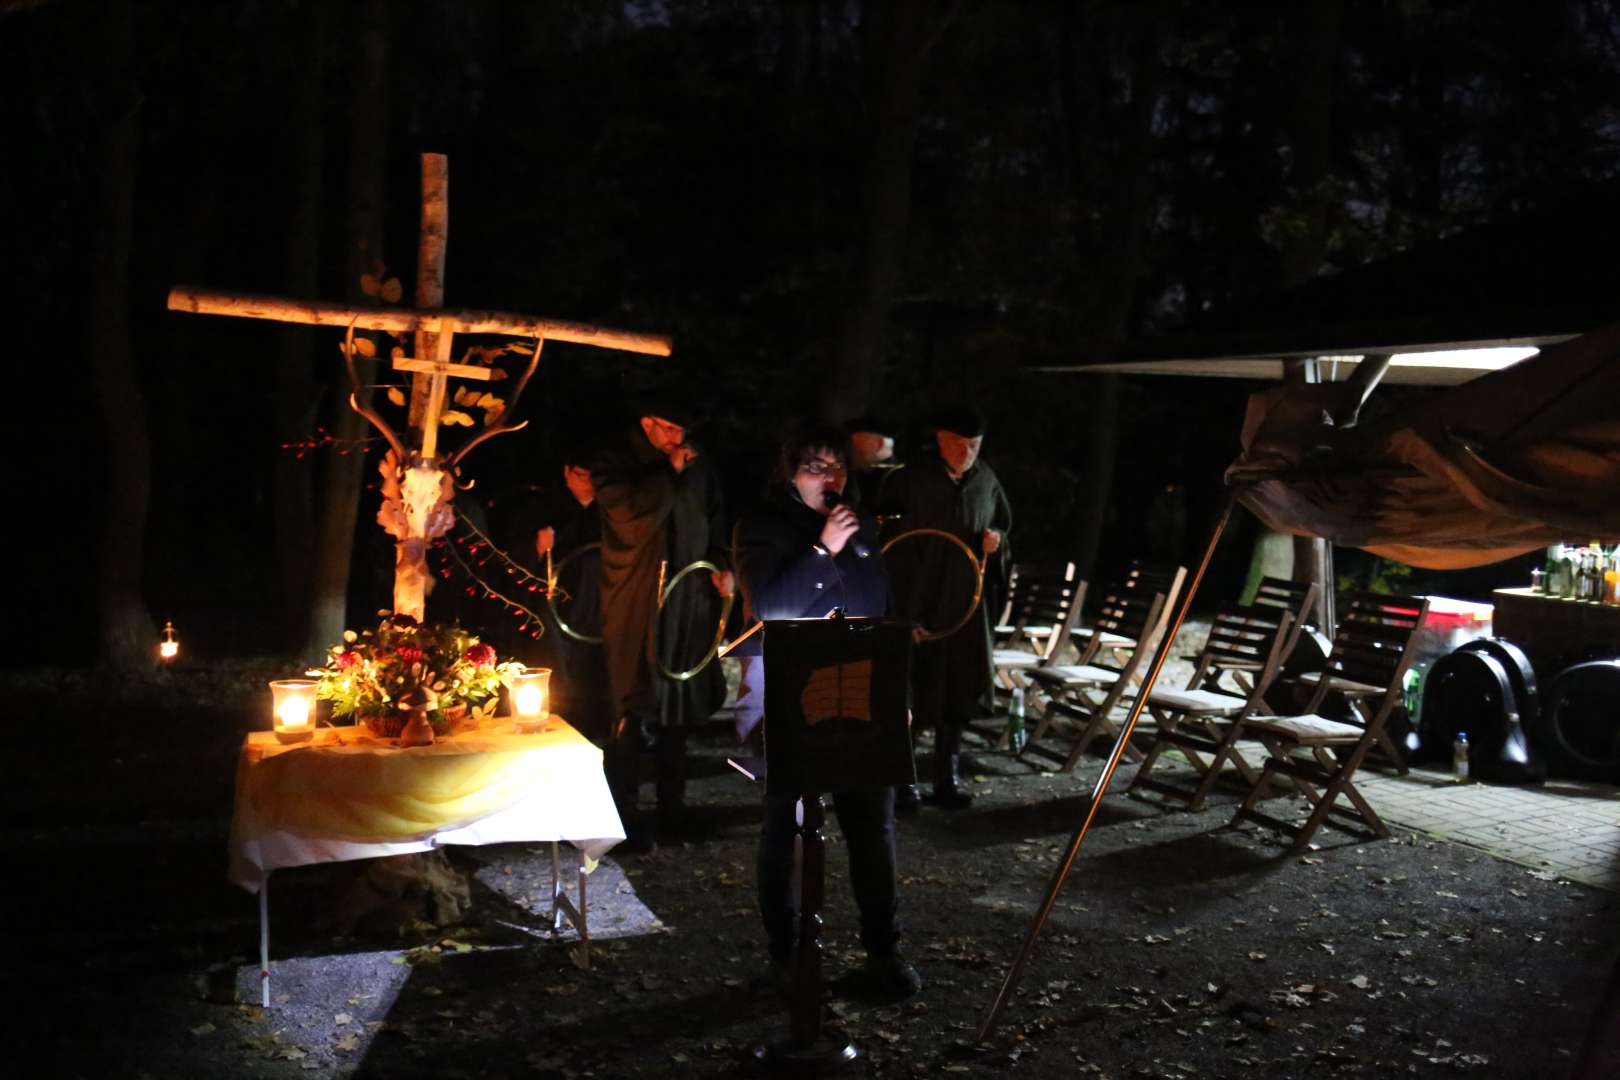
[409,153,450,432]
[1284,356,1336,636]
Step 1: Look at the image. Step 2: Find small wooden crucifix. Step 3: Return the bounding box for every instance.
[168,152,671,623]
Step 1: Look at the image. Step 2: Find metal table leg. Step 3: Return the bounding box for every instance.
[549,841,590,968]
[259,874,271,1008]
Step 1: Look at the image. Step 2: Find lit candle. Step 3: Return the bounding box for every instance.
[511,668,550,730]
[158,620,179,662]
[269,679,318,743]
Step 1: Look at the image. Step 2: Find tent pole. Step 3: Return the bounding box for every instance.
[974,493,1237,1044]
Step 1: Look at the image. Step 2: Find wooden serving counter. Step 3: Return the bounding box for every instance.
[1490,587,1620,678]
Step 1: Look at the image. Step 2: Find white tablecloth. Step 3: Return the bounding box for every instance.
[227,719,624,892]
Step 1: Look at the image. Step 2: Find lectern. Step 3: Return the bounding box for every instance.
[757,615,915,1072]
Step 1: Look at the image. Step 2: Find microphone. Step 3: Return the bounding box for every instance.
[822,490,872,558]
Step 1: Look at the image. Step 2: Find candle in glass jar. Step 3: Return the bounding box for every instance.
[511,668,551,729]
[269,679,318,743]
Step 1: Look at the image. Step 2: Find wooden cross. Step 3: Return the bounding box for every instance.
[167,152,672,621]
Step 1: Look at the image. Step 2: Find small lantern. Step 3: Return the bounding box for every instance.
[269,679,318,744]
[511,667,551,731]
[158,620,180,663]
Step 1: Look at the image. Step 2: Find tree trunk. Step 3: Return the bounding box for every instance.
[1065,11,1158,584]
[303,0,387,659]
[86,0,153,670]
[1279,0,1344,633]
[272,0,327,650]
[821,0,939,422]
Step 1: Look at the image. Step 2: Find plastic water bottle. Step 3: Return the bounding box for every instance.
[1006,687,1027,753]
[1453,732,1470,784]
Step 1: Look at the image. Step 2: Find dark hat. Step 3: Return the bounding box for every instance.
[845,413,896,437]
[628,396,699,431]
[931,403,987,438]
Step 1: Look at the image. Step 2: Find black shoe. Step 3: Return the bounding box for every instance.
[930,749,974,809]
[614,712,658,753]
[859,953,922,1001]
[894,784,922,815]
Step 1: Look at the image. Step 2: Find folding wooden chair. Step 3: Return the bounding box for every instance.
[1020,565,1186,771]
[1066,561,1184,670]
[962,562,1087,748]
[1228,592,1430,850]
[1128,597,1303,810]
[991,561,1085,690]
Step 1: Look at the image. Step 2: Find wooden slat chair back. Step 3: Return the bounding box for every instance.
[1021,567,1184,771]
[1229,591,1430,850]
[973,562,1085,748]
[1073,562,1184,664]
[994,561,1083,664]
[1128,601,1299,809]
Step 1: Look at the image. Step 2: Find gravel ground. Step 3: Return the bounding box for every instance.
[5,660,1618,1080]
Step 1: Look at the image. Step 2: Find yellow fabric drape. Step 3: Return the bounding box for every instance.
[233,725,601,845]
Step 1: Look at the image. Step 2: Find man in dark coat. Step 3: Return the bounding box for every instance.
[734,423,921,1000]
[504,447,609,746]
[882,405,1012,808]
[591,404,731,840]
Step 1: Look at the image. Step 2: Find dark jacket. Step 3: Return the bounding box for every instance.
[591,424,728,723]
[879,447,1012,700]
[733,491,891,657]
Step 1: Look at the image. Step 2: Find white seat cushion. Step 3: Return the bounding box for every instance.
[1243,714,1363,741]
[1297,672,1385,696]
[993,649,1041,668]
[1074,629,1134,648]
[1147,687,1246,714]
[1028,664,1119,686]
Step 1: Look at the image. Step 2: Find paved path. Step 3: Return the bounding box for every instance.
[1358,766,1620,891]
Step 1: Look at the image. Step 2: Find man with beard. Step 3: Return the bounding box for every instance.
[591,402,732,846]
[882,405,1011,808]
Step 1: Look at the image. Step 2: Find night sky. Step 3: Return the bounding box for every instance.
[5,0,1617,665]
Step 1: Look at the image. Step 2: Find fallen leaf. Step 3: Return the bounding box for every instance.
[334,1012,352,1026]
[189,1022,215,1037]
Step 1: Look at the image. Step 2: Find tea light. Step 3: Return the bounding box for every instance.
[512,668,551,731]
[158,620,179,662]
[269,679,317,744]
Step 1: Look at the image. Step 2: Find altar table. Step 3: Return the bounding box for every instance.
[227,718,624,1004]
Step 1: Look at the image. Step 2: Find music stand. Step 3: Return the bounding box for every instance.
[755,615,914,1071]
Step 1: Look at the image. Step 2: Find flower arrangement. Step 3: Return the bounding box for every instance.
[308,612,523,738]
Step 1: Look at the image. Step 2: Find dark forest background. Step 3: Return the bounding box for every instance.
[4,0,1618,668]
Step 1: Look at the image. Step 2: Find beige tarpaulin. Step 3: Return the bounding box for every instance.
[1226,323,1620,569]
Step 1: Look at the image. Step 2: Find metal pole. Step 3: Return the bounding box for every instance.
[975,495,1236,1043]
[259,875,271,1009]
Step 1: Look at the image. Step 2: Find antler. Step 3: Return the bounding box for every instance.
[342,320,410,465]
[446,335,544,470]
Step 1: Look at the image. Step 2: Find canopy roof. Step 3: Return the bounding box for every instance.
[1040,190,1620,387]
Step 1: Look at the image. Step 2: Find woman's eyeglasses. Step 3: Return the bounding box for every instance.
[798,460,847,478]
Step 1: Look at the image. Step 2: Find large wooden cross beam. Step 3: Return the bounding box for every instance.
[167,152,672,623]
[166,286,672,459]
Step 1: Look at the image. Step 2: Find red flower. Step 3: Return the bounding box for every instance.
[395,645,425,666]
[466,643,496,669]
[334,649,360,670]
